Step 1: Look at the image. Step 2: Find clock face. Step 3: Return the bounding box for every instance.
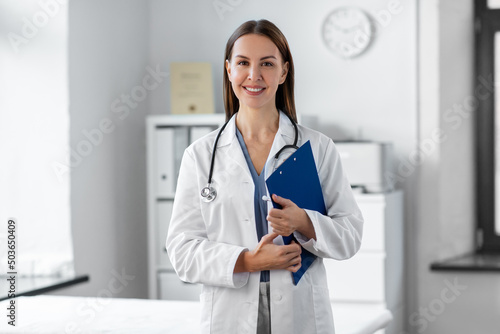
[322,7,374,59]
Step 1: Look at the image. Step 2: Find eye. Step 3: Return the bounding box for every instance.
[262,62,274,67]
[237,61,248,66]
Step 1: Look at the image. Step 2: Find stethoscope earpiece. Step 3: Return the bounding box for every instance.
[201,184,217,203]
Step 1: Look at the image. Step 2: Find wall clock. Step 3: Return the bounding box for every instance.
[322,7,375,59]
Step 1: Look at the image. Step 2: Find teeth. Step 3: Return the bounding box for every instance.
[245,87,263,92]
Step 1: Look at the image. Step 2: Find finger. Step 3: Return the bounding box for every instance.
[261,232,279,243]
[267,213,278,222]
[271,227,291,237]
[269,221,289,231]
[283,252,301,265]
[269,222,282,232]
[272,194,293,207]
[288,262,302,273]
[267,209,284,220]
[283,242,302,254]
[289,254,301,266]
[287,257,302,272]
[281,245,302,258]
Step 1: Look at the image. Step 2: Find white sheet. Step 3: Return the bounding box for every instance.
[0,295,200,333]
[0,296,392,334]
[332,303,393,334]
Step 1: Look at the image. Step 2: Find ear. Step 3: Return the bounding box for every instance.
[225,59,232,81]
[279,61,289,84]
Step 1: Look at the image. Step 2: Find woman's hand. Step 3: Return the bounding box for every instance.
[234,232,302,273]
[267,194,317,240]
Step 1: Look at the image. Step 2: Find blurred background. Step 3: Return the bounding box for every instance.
[1,0,499,333]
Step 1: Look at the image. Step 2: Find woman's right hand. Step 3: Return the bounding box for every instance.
[234,232,302,273]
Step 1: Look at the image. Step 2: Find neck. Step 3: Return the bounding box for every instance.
[235,106,280,140]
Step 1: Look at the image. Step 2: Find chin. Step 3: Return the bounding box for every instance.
[238,99,275,111]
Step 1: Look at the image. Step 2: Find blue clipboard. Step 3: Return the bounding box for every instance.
[266,140,326,285]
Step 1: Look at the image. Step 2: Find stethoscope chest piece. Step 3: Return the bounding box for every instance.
[201,184,217,203]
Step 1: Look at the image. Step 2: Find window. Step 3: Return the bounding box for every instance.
[488,0,500,9]
[0,0,74,275]
[475,0,500,252]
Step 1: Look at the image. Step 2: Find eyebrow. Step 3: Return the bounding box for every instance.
[233,55,278,61]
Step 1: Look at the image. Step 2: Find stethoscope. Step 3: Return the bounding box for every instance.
[200,112,299,203]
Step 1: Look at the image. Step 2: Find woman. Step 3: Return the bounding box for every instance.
[166,19,363,334]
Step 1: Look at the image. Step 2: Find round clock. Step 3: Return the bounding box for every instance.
[322,7,375,59]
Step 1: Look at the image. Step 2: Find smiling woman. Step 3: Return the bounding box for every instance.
[166,19,363,334]
[0,1,74,277]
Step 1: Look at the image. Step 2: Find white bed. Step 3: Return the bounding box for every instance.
[0,295,392,333]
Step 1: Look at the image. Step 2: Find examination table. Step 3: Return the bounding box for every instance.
[0,295,392,333]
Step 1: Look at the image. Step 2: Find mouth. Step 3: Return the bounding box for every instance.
[244,86,265,93]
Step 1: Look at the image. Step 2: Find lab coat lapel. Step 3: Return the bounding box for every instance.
[264,111,297,180]
[216,115,252,179]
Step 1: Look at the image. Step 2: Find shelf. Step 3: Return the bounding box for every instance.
[148,113,225,127]
[430,252,500,272]
[147,114,227,299]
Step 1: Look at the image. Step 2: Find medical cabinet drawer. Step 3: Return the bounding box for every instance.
[156,201,173,269]
[356,199,385,252]
[324,252,386,303]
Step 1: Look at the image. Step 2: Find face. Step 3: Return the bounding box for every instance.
[226,34,289,112]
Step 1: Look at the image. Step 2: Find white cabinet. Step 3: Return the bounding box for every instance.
[324,191,404,334]
[146,114,225,300]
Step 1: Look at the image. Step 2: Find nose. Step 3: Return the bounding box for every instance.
[248,64,262,81]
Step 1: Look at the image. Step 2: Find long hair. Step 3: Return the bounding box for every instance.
[223,19,297,123]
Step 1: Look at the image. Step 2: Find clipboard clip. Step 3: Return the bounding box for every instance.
[274,144,299,160]
[272,144,299,172]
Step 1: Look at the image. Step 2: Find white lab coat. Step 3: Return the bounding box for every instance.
[166,111,363,334]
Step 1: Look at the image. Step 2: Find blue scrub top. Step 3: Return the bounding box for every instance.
[235,127,270,282]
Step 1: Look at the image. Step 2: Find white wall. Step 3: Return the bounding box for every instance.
[49,0,150,298]
[414,1,500,333]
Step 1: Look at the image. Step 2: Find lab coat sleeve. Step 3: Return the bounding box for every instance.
[293,139,364,260]
[166,148,249,288]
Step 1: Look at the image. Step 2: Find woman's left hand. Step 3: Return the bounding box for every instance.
[267,194,316,240]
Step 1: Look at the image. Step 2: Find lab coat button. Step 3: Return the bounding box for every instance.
[274,294,282,302]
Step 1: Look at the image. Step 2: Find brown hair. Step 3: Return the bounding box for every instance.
[223,19,297,123]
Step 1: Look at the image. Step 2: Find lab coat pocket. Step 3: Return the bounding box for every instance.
[312,286,335,334]
[199,290,213,334]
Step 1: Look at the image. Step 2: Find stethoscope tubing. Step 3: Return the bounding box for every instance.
[207,119,230,185]
[201,111,298,203]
